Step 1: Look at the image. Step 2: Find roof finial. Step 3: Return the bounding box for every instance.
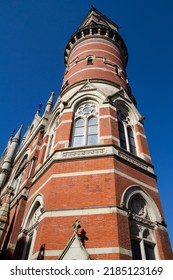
[72,218,81,233]
[44,91,55,114]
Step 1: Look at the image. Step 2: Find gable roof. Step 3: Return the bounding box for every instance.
[58,232,90,260]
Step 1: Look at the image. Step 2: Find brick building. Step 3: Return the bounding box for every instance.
[0,7,172,260]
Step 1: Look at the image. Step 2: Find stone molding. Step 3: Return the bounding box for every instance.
[32,145,155,183]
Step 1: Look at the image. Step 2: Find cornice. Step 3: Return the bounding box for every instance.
[31,144,156,185]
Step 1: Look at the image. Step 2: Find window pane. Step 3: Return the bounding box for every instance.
[88,135,98,145]
[75,118,85,127]
[87,57,93,65]
[73,136,85,147]
[72,118,85,147]
[88,116,98,125]
[87,117,98,144]
[74,126,85,136]
[118,121,127,150]
[144,243,155,260]
[24,233,33,260]
[88,125,97,135]
[127,126,136,155]
[131,239,142,260]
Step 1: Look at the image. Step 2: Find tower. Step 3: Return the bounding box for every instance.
[0,7,172,260]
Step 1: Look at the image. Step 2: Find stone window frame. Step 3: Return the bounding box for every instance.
[121,186,162,260]
[45,114,60,160]
[46,124,56,159]
[128,194,157,260]
[117,105,137,155]
[11,153,29,196]
[21,195,44,260]
[71,102,99,147]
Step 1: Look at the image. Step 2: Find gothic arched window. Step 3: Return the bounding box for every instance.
[71,103,98,147]
[117,107,136,155]
[46,123,57,159]
[128,194,157,260]
[118,121,127,150]
[127,126,136,154]
[21,196,43,260]
[12,154,28,195]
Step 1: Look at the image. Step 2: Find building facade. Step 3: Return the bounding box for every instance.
[0,7,172,260]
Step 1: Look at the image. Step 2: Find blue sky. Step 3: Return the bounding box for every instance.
[0,0,173,249]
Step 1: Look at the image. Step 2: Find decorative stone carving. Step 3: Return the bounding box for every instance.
[130,223,140,237]
[62,148,106,159]
[117,107,131,124]
[129,195,147,217]
[118,151,148,170]
[72,219,81,233]
[75,102,98,118]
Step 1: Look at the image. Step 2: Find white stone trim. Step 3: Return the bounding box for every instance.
[137,121,144,127]
[39,206,128,222]
[100,103,117,111]
[71,39,120,57]
[30,165,157,202]
[31,246,132,259]
[114,169,158,193]
[67,67,119,82]
[54,141,69,149]
[29,168,115,202]
[100,136,119,142]
[71,47,120,60]
[69,50,122,70]
[56,119,72,130]
[87,247,132,256]
[99,115,118,122]
[136,132,146,138]
[140,153,152,160]
[59,108,74,113]
[30,145,41,157]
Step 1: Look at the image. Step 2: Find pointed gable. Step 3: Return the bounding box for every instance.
[58,233,90,260]
[78,80,97,92]
[79,6,119,31]
[58,219,90,260]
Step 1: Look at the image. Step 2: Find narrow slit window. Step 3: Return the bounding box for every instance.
[118,121,127,150]
[87,57,93,65]
[127,126,136,155]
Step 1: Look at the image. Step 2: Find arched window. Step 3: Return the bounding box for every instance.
[12,154,28,195]
[46,123,56,159]
[118,121,127,150]
[72,103,98,147]
[46,134,54,158]
[121,186,162,260]
[117,107,136,155]
[127,126,136,154]
[129,194,156,260]
[87,57,93,65]
[21,196,43,260]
